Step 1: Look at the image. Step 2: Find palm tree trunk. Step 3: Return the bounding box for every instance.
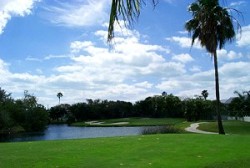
[213,51,225,135]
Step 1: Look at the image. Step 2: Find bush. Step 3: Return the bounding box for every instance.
[141,125,180,135]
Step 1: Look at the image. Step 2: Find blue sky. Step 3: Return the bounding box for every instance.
[0,0,250,107]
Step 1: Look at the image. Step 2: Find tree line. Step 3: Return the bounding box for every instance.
[0,88,48,135]
[1,87,249,135]
[49,92,222,124]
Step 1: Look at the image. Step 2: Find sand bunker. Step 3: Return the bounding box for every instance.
[85,121,129,125]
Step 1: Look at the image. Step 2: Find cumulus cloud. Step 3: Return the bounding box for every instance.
[237,25,250,47]
[58,28,184,86]
[172,53,194,63]
[0,0,39,34]
[70,41,94,53]
[166,36,202,49]
[189,66,201,72]
[42,0,110,27]
[0,59,10,83]
[0,24,187,106]
[1,19,249,107]
[217,49,242,60]
[155,60,250,100]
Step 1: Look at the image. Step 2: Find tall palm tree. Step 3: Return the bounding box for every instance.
[108,0,157,42]
[185,0,240,134]
[57,92,63,104]
[201,90,209,100]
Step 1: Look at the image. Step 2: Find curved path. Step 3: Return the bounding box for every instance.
[185,122,218,134]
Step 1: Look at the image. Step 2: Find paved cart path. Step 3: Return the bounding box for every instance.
[185,122,218,134]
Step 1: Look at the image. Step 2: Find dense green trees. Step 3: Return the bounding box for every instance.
[48,93,217,124]
[3,86,247,132]
[0,88,48,134]
[228,91,250,118]
[184,97,215,122]
[134,94,183,118]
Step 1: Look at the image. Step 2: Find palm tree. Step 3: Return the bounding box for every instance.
[108,0,157,42]
[57,92,63,104]
[185,0,240,134]
[201,90,209,100]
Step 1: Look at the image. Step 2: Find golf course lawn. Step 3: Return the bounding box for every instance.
[0,134,249,168]
[72,117,186,127]
[198,120,250,135]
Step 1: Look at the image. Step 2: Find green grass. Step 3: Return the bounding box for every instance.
[198,120,250,135]
[72,117,185,127]
[0,134,249,168]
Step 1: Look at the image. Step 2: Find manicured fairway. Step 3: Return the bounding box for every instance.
[0,134,249,168]
[72,117,185,127]
[198,120,250,135]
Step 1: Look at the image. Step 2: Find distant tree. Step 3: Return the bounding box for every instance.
[21,91,48,131]
[49,104,70,122]
[1,89,48,133]
[0,87,12,103]
[23,90,37,109]
[228,90,250,118]
[201,90,209,100]
[185,0,240,134]
[162,91,167,96]
[57,92,63,104]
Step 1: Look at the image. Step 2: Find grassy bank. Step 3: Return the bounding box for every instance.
[0,134,249,167]
[198,120,250,135]
[71,117,186,127]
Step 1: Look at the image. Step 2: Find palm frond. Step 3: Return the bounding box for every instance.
[107,0,157,42]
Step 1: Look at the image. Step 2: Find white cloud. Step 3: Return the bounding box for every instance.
[155,60,250,100]
[172,53,194,63]
[1,24,186,107]
[0,0,39,34]
[156,80,181,91]
[220,61,250,78]
[43,0,110,27]
[237,25,250,47]
[0,59,10,83]
[26,56,42,62]
[134,81,153,89]
[230,1,247,7]
[217,49,242,60]
[44,26,185,106]
[1,22,249,107]
[70,41,94,53]
[189,66,201,72]
[166,36,202,49]
[44,54,70,60]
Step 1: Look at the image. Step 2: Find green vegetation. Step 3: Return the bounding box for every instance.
[228,91,250,117]
[141,126,181,134]
[0,134,249,168]
[51,95,217,125]
[0,88,48,134]
[72,118,185,127]
[198,121,250,135]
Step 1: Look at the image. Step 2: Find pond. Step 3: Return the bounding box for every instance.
[0,124,145,142]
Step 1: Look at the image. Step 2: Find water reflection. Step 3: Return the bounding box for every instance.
[0,124,144,142]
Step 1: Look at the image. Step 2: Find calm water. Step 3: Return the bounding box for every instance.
[0,124,144,142]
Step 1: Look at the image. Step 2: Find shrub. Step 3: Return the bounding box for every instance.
[141,125,180,135]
